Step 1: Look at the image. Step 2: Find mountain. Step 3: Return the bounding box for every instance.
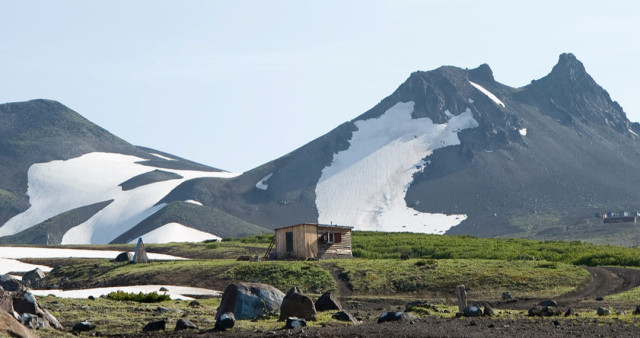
[0,100,270,244]
[2,53,640,246]
[161,53,640,245]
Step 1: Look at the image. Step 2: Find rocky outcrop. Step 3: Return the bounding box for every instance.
[21,268,46,288]
[315,291,342,311]
[215,282,285,321]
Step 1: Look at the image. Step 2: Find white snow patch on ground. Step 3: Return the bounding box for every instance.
[519,128,528,136]
[0,258,52,275]
[0,152,240,244]
[130,222,221,244]
[149,153,176,161]
[184,199,203,206]
[468,98,474,104]
[255,173,274,190]
[30,285,221,300]
[315,101,478,234]
[444,110,454,118]
[630,129,639,137]
[0,246,186,260]
[469,81,505,107]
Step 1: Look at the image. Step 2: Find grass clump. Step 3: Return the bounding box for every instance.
[106,291,170,303]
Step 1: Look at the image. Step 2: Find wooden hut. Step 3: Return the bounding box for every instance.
[273,223,353,260]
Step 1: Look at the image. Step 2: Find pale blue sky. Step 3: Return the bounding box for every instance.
[1,1,638,172]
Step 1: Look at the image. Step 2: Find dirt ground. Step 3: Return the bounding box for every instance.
[107,266,640,337]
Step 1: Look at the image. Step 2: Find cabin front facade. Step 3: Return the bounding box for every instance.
[273,223,353,260]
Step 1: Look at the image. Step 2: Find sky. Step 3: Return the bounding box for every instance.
[1,1,638,172]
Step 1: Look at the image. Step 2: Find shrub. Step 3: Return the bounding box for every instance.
[106,291,170,303]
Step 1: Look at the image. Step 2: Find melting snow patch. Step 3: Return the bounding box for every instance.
[149,153,176,161]
[444,110,454,119]
[0,152,240,244]
[132,222,221,244]
[255,173,274,191]
[630,129,639,137]
[469,81,505,107]
[0,246,186,260]
[0,258,52,275]
[185,199,203,206]
[519,128,528,136]
[30,285,221,300]
[315,101,478,234]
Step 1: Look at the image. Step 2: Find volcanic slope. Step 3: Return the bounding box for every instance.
[0,100,269,244]
[162,53,640,243]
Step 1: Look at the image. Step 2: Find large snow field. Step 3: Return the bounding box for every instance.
[0,258,52,275]
[0,152,239,244]
[30,285,221,300]
[130,222,222,244]
[315,101,478,234]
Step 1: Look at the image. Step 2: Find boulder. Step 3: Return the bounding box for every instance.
[132,238,149,264]
[463,305,482,317]
[633,305,640,315]
[528,306,542,316]
[0,310,37,338]
[538,299,558,307]
[315,291,342,311]
[284,317,306,329]
[113,252,133,262]
[483,305,495,317]
[377,311,417,323]
[142,320,166,332]
[215,282,285,320]
[0,275,26,292]
[564,307,575,316]
[596,307,611,316]
[214,312,235,331]
[332,310,357,323]
[175,318,198,331]
[72,321,96,332]
[279,287,317,321]
[529,306,557,317]
[21,268,46,288]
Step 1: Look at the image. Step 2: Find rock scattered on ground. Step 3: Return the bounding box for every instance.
[377,311,417,323]
[215,282,284,321]
[72,321,96,332]
[142,320,166,332]
[214,312,235,331]
[596,307,611,316]
[332,310,357,323]
[175,318,198,331]
[279,287,316,321]
[284,317,307,329]
[315,291,341,311]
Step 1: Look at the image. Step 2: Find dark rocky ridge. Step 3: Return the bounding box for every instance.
[162,53,640,244]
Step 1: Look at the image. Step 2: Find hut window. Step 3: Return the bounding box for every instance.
[285,231,293,252]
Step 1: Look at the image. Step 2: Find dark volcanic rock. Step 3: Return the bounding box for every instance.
[279,287,317,321]
[175,318,198,331]
[284,317,307,329]
[315,291,342,311]
[142,320,166,332]
[215,282,284,321]
[214,312,235,331]
[377,311,417,323]
[596,307,611,316]
[113,252,133,262]
[72,321,96,332]
[538,300,558,307]
[332,311,357,323]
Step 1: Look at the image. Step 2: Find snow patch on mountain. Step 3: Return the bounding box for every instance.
[185,199,203,206]
[315,101,478,233]
[519,128,528,136]
[130,222,221,244]
[150,152,175,161]
[255,173,274,190]
[0,152,239,244]
[469,81,505,107]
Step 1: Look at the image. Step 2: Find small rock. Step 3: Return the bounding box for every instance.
[553,320,560,326]
[488,323,495,328]
[142,320,166,332]
[159,287,169,292]
[175,318,198,331]
[596,307,611,316]
[88,296,95,301]
[188,300,201,308]
[469,320,477,326]
[483,305,495,317]
[463,306,482,317]
[332,311,357,323]
[214,312,235,331]
[315,291,342,311]
[501,292,512,300]
[538,300,558,307]
[377,311,417,323]
[617,310,627,315]
[72,321,96,332]
[633,305,640,315]
[285,317,307,329]
[595,297,604,301]
[564,307,575,316]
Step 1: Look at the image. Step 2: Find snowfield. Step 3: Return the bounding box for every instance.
[255,173,274,190]
[30,285,221,300]
[315,101,478,234]
[130,222,222,244]
[469,81,505,107]
[0,152,240,244]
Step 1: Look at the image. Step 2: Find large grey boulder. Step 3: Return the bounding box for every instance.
[279,287,317,321]
[21,268,46,288]
[215,282,285,321]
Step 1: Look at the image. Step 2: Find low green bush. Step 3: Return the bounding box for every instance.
[106,291,170,303]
